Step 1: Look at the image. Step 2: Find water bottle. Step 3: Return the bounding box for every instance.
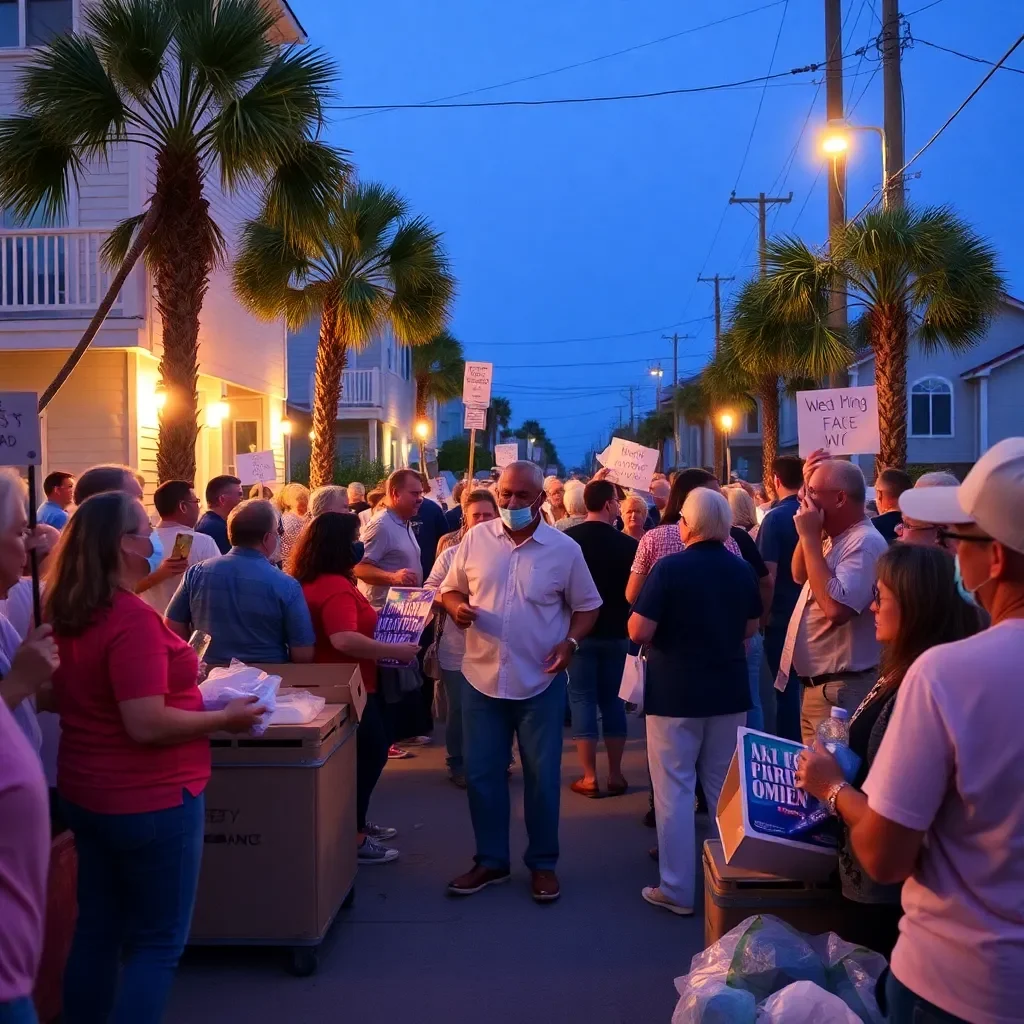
[817,707,851,750]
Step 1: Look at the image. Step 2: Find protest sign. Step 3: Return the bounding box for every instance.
[235,449,278,485]
[462,361,493,408]
[463,405,487,430]
[717,727,837,880]
[430,476,452,504]
[494,442,519,468]
[374,588,436,666]
[595,437,659,491]
[0,392,41,467]
[796,385,880,458]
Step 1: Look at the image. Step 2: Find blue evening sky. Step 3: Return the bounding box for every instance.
[294,0,1024,468]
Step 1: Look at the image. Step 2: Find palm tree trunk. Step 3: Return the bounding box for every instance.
[873,303,909,469]
[153,152,213,483]
[38,202,161,413]
[758,377,780,500]
[310,301,344,489]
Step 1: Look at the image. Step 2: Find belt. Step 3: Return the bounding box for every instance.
[799,668,877,688]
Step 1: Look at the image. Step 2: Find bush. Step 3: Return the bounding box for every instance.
[437,438,492,475]
[906,462,970,483]
[290,457,390,489]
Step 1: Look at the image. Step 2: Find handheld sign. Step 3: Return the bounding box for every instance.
[429,476,452,504]
[0,392,42,467]
[462,362,493,409]
[463,405,487,431]
[494,442,519,468]
[796,385,879,458]
[235,449,278,486]
[374,588,435,666]
[595,437,659,491]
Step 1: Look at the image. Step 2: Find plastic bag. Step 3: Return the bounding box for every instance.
[199,659,281,736]
[266,690,325,726]
[757,981,860,1023]
[672,916,885,1024]
[671,980,756,1024]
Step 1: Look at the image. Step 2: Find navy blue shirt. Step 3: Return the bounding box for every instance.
[411,498,449,579]
[445,505,463,532]
[757,494,801,629]
[195,510,230,555]
[633,540,760,718]
[165,547,316,666]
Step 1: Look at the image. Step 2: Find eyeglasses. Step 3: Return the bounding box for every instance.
[871,583,881,606]
[936,528,993,545]
[894,522,935,537]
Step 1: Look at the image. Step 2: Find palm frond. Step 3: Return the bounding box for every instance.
[674,380,709,424]
[85,0,174,101]
[387,218,456,343]
[233,218,310,318]
[412,330,465,407]
[100,212,150,270]
[0,116,83,222]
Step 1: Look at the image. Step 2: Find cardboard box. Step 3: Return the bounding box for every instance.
[189,704,357,945]
[716,727,837,881]
[253,662,367,722]
[703,839,848,947]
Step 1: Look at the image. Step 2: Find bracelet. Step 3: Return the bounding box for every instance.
[565,637,580,654]
[826,781,850,817]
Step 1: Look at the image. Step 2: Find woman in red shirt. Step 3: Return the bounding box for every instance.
[46,491,262,1024]
[287,512,419,865]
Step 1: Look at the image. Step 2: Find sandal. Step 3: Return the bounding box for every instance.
[606,779,629,797]
[570,778,602,798]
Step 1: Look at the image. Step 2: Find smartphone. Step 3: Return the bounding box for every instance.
[171,532,194,560]
[188,630,212,661]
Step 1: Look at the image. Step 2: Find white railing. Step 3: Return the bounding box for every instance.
[339,367,380,407]
[0,228,122,314]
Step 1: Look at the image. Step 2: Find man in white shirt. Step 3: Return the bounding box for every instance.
[440,461,601,904]
[851,437,1024,1024]
[137,480,221,615]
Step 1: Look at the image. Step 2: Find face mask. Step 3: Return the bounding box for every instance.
[954,553,988,608]
[351,541,365,563]
[499,504,538,531]
[144,530,164,574]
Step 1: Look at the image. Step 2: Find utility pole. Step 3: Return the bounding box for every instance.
[697,274,736,350]
[729,192,793,277]
[825,0,848,385]
[881,0,905,208]
[626,385,636,432]
[662,332,693,467]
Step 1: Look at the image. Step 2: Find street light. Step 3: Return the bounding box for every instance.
[821,118,890,209]
[719,412,734,482]
[414,418,430,471]
[649,366,664,411]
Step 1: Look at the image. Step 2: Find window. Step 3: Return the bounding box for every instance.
[0,0,72,47]
[745,403,759,435]
[910,377,953,437]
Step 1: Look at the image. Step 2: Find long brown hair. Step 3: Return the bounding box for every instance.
[286,511,360,583]
[661,468,716,525]
[45,491,142,635]
[877,544,983,690]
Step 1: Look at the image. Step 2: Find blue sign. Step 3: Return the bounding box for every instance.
[741,731,837,851]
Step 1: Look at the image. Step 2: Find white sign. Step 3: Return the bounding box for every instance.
[494,442,519,468]
[462,361,493,408]
[429,476,452,504]
[464,405,487,430]
[0,392,41,467]
[236,449,278,485]
[796,385,880,458]
[595,437,659,491]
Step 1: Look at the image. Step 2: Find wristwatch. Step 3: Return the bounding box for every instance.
[826,781,850,817]
[565,637,580,654]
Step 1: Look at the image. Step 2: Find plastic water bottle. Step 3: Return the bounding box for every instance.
[817,707,851,750]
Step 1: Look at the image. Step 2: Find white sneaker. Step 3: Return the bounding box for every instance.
[358,837,399,864]
[641,886,693,916]
[365,822,398,841]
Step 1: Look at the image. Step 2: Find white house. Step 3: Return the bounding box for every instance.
[0,0,304,501]
[286,323,417,472]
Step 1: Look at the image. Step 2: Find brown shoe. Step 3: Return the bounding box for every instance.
[531,870,561,903]
[447,864,511,897]
[570,778,601,798]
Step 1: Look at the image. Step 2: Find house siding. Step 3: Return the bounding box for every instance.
[986,358,1024,444]
[77,144,130,226]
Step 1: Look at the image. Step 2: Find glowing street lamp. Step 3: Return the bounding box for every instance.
[820,118,890,208]
[719,412,734,482]
[414,418,430,470]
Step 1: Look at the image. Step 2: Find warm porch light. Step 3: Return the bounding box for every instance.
[206,401,229,428]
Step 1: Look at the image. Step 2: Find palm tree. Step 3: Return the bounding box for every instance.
[746,207,1003,468]
[412,330,464,468]
[699,336,757,481]
[726,277,852,492]
[488,395,512,452]
[0,0,346,481]
[234,181,456,489]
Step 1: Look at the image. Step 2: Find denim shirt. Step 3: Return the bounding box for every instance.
[165,547,315,665]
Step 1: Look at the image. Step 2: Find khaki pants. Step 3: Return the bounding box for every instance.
[801,668,878,746]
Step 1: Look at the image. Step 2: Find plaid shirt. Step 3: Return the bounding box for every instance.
[631,523,741,576]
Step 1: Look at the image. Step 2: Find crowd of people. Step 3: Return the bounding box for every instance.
[2,436,1024,1023]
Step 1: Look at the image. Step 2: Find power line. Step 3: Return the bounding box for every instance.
[917,37,1024,75]
[492,353,710,370]
[904,0,948,15]
[466,315,713,347]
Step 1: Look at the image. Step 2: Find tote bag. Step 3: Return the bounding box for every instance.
[618,645,647,714]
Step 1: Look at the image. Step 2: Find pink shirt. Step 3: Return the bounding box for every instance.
[631,523,742,576]
[0,699,49,1001]
[863,619,1024,1024]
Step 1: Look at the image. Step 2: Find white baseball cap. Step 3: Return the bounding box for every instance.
[899,437,1024,553]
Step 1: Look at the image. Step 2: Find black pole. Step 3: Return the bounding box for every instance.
[721,432,729,484]
[26,465,42,627]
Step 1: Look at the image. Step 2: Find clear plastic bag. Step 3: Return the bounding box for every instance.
[672,916,886,1024]
[199,659,281,736]
[757,981,861,1023]
[266,690,326,726]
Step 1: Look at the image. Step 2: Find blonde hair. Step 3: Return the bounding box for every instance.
[620,493,648,518]
[0,468,27,535]
[563,480,587,515]
[274,482,309,514]
[309,485,348,517]
[725,485,757,532]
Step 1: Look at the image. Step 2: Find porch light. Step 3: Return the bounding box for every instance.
[206,401,229,428]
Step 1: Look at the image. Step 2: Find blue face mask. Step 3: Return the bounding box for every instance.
[351,541,365,563]
[499,503,538,531]
[954,553,981,607]
[145,530,164,574]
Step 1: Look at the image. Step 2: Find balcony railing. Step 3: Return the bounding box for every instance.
[339,367,380,408]
[0,228,122,316]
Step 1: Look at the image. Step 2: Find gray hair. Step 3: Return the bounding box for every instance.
[563,480,587,515]
[725,485,757,531]
[499,461,544,494]
[309,485,349,517]
[818,458,866,503]
[915,471,960,488]
[0,468,27,535]
[347,481,366,500]
[681,486,732,543]
[621,493,648,517]
[227,499,278,548]
[543,475,562,494]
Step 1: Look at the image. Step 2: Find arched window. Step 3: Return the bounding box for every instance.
[910,377,953,437]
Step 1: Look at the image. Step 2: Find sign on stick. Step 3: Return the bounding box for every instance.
[494,442,519,468]
[464,406,487,430]
[796,385,880,458]
[0,392,41,466]
[595,437,659,491]
[236,449,278,485]
[462,362,493,409]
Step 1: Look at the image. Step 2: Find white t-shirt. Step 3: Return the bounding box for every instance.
[425,544,465,671]
[863,619,1024,1024]
[140,525,222,616]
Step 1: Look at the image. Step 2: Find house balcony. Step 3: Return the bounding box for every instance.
[340,367,380,408]
[0,228,122,320]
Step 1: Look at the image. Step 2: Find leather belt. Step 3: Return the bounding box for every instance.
[799,668,877,688]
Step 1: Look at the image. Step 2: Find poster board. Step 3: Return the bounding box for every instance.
[429,477,452,504]
[462,361,493,408]
[796,385,880,458]
[463,405,487,430]
[0,392,41,466]
[235,449,278,486]
[595,437,659,491]
[374,588,435,666]
[494,442,519,468]
[717,727,837,880]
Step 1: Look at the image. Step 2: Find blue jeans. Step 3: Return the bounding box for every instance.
[61,790,204,1024]
[441,668,467,771]
[567,637,628,740]
[745,632,765,731]
[462,675,566,872]
[884,971,970,1023]
[764,624,801,741]
[0,998,38,1024]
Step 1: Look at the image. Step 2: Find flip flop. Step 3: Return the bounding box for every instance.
[570,778,602,798]
[606,779,629,797]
